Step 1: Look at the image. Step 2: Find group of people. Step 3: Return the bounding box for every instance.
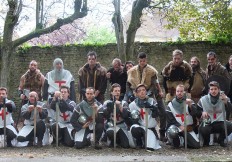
[0,50,232,151]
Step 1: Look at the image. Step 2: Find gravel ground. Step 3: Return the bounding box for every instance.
[0,141,232,162]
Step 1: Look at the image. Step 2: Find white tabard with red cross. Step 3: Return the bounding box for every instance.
[46,69,74,94]
[168,102,193,126]
[129,100,157,128]
[0,108,11,128]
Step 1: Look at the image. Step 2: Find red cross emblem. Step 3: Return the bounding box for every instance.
[213,113,217,119]
[60,112,69,121]
[0,109,8,120]
[55,80,66,87]
[140,108,146,119]
[176,113,188,122]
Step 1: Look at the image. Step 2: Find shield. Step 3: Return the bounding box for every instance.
[205,75,231,95]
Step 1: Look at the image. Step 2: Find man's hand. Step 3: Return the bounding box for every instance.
[220,92,228,104]
[179,125,184,132]
[158,91,164,98]
[28,105,35,112]
[186,99,192,107]
[54,91,62,100]
[82,121,90,129]
[37,105,43,113]
[20,94,26,100]
[202,112,209,119]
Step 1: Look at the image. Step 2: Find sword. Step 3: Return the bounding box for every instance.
[55,97,60,147]
[221,92,228,148]
[3,97,6,147]
[92,103,96,147]
[183,93,187,150]
[113,97,116,149]
[145,108,148,150]
[33,96,37,146]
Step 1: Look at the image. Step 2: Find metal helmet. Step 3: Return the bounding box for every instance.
[105,120,114,130]
[130,110,140,120]
[78,114,87,125]
[167,125,179,139]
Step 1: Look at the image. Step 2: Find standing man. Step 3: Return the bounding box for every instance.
[206,51,231,80]
[189,57,207,103]
[166,84,200,149]
[78,51,107,103]
[0,87,17,147]
[43,58,76,118]
[126,52,167,142]
[106,58,127,101]
[70,87,104,149]
[198,81,232,147]
[103,83,130,148]
[129,84,161,150]
[50,86,76,147]
[18,60,45,104]
[17,91,48,147]
[162,49,192,103]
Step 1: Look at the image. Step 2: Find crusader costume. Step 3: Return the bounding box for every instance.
[103,100,130,148]
[162,60,192,102]
[78,62,107,103]
[43,58,76,118]
[129,84,161,150]
[166,97,200,148]
[50,98,76,147]
[17,101,48,146]
[198,81,232,147]
[70,99,104,149]
[0,99,17,147]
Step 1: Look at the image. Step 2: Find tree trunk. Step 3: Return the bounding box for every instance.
[1,0,88,90]
[126,0,149,60]
[112,0,126,62]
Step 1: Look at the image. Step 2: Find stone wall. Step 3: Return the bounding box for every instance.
[8,41,232,115]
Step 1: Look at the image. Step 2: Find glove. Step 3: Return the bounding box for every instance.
[129,95,135,103]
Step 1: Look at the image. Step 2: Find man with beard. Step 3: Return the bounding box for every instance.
[198,81,232,147]
[17,91,48,147]
[189,57,207,103]
[106,58,127,101]
[162,49,192,103]
[43,58,76,118]
[78,51,107,103]
[103,83,130,148]
[166,84,200,149]
[206,52,231,80]
[129,84,161,151]
[18,60,45,104]
[70,87,104,149]
[126,52,167,142]
[49,86,76,147]
[0,87,17,147]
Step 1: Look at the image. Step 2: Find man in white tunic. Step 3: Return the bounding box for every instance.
[0,87,17,147]
[17,91,48,147]
[129,84,161,151]
[166,84,200,148]
[50,85,76,147]
[70,87,104,149]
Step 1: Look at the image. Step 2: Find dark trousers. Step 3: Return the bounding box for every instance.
[75,122,104,149]
[199,121,232,146]
[156,99,166,136]
[171,132,200,149]
[0,127,17,145]
[106,128,129,148]
[51,123,74,147]
[17,120,46,142]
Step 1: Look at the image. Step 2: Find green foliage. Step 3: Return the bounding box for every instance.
[80,26,116,46]
[37,43,52,49]
[164,0,232,43]
[17,43,32,54]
